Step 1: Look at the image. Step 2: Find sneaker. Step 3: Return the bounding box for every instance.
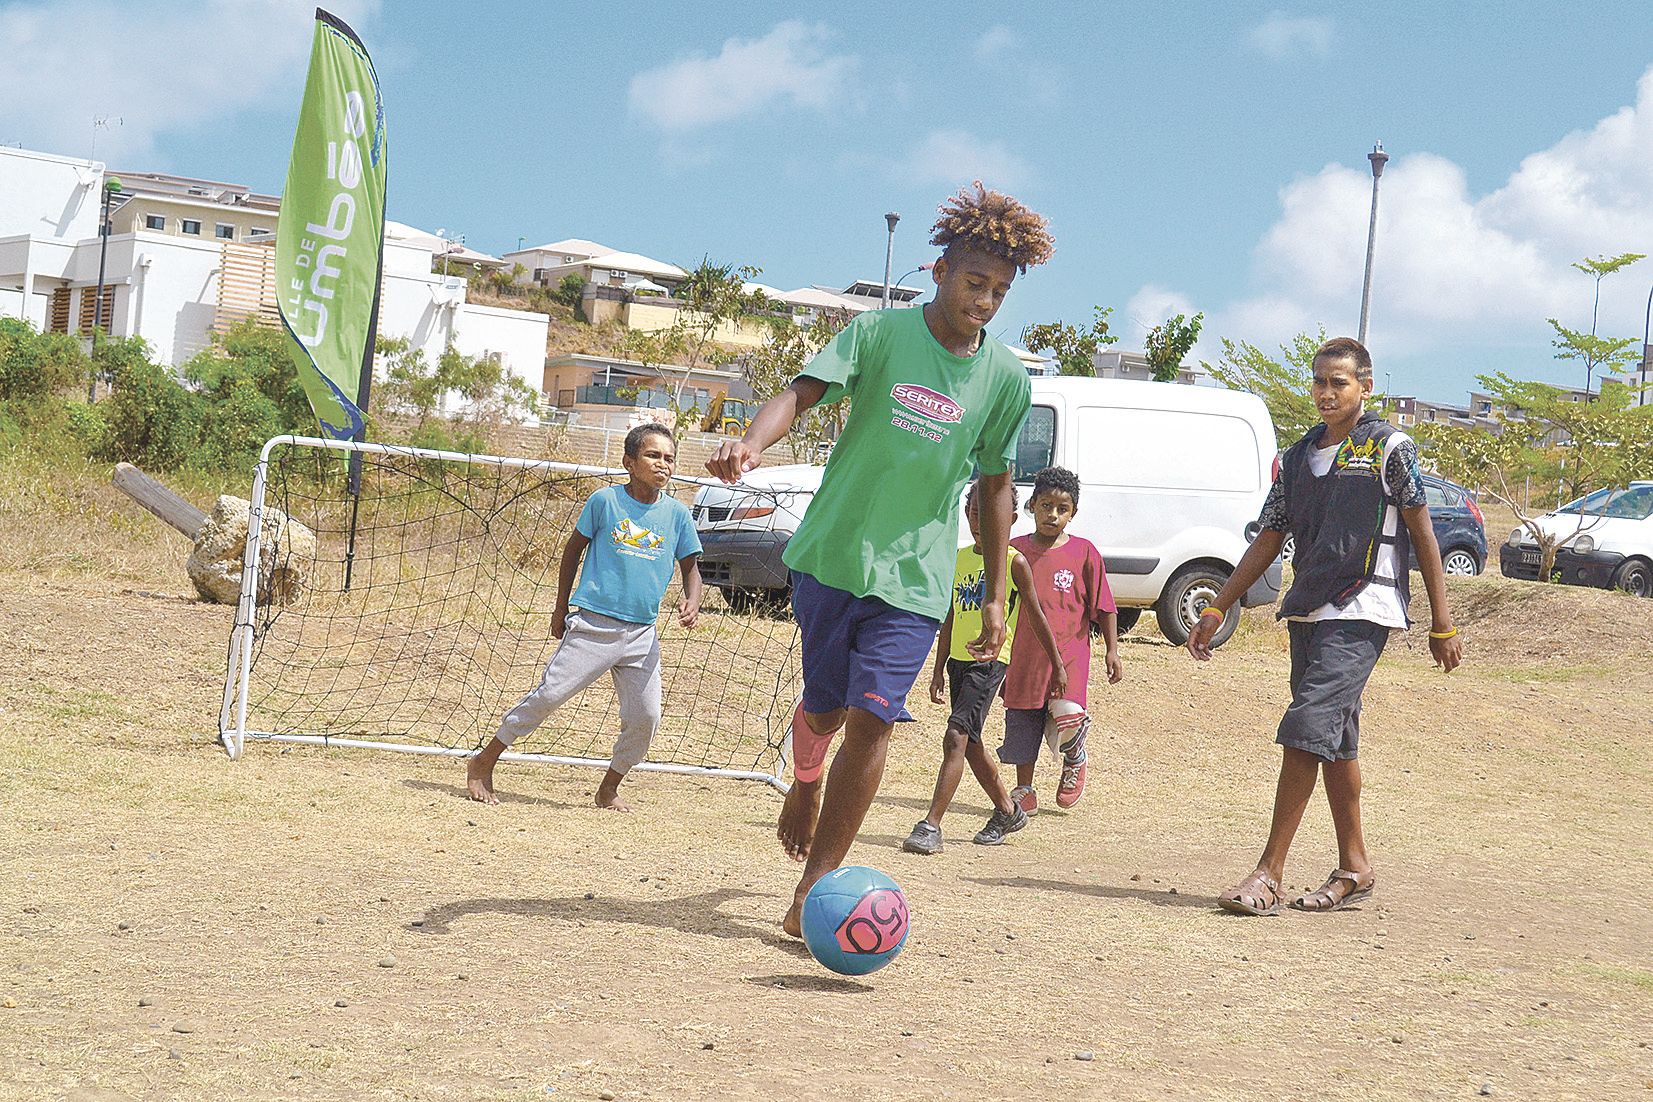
[1057,725,1089,809]
[901,820,943,855]
[973,804,1029,845]
[1010,784,1039,818]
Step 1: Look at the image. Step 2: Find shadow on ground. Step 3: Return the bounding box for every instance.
[742,973,872,994]
[962,875,1219,910]
[400,776,577,809]
[412,887,809,952]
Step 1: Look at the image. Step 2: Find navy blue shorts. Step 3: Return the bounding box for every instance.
[791,571,940,725]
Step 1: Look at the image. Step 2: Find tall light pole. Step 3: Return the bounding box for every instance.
[881,212,900,309]
[1357,141,1389,346]
[1640,280,1653,408]
[89,174,122,402]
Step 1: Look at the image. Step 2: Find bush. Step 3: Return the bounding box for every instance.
[94,354,204,470]
[554,273,586,309]
[64,400,109,456]
[0,317,89,403]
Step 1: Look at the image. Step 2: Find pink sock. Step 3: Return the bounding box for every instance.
[791,703,832,783]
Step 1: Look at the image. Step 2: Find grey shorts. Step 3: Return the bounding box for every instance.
[999,706,1046,766]
[1277,619,1390,762]
[947,658,1008,741]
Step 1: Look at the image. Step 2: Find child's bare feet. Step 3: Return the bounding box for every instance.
[466,752,499,805]
[782,897,804,938]
[595,769,631,812]
[777,778,821,861]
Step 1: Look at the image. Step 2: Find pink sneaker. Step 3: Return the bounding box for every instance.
[1011,784,1039,817]
[1057,727,1088,809]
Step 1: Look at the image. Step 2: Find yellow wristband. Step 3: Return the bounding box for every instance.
[1199,606,1224,621]
[1428,627,1458,639]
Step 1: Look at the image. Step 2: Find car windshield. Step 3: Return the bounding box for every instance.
[1558,487,1653,520]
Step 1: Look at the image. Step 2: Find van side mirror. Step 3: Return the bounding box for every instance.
[1244,521,1262,543]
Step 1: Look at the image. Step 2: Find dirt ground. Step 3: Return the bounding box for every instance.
[2,464,1652,1101]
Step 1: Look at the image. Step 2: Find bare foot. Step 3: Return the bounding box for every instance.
[777,779,821,862]
[781,898,803,938]
[466,754,499,805]
[595,787,632,813]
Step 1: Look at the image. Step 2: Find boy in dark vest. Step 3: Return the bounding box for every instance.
[1185,337,1463,916]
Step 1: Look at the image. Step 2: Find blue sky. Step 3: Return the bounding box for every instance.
[4,1,1652,401]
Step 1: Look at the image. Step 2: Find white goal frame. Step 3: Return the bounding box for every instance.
[219,434,793,792]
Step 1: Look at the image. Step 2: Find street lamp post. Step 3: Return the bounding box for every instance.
[89,175,122,402]
[1357,141,1389,346]
[881,212,900,309]
[1640,280,1653,408]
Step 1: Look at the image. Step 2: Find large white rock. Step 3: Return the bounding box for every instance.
[187,495,316,606]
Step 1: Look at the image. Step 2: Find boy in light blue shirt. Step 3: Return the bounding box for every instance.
[467,423,702,811]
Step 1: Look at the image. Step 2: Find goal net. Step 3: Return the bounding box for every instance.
[219,435,801,790]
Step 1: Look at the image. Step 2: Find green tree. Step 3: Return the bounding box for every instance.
[0,317,90,405]
[372,336,536,451]
[739,307,853,462]
[554,272,586,309]
[1201,328,1338,442]
[1143,312,1204,382]
[1020,306,1117,376]
[617,259,776,435]
[1417,373,1653,581]
[1572,252,1645,337]
[1548,320,1639,396]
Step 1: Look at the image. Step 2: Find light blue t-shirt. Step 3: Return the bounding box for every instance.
[571,485,702,625]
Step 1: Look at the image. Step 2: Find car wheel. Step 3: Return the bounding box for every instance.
[1280,535,1295,564]
[1611,558,1653,598]
[1155,565,1238,648]
[1114,608,1141,635]
[722,588,755,614]
[1441,547,1481,576]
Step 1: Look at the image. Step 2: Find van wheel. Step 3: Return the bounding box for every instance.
[1156,566,1238,648]
[1114,608,1141,635]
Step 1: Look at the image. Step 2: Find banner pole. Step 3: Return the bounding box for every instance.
[341,263,382,592]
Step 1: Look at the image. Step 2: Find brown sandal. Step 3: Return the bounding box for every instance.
[1218,869,1282,916]
[1290,868,1375,912]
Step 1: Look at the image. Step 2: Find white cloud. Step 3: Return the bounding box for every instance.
[900,129,1033,190]
[973,26,1017,61]
[0,0,379,163]
[1132,65,1653,369]
[628,21,855,131]
[1247,13,1334,60]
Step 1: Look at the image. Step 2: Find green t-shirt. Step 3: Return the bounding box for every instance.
[782,306,1032,619]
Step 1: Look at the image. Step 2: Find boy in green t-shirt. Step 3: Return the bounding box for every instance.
[708,182,1055,937]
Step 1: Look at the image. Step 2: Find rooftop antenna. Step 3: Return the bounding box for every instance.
[90,115,123,162]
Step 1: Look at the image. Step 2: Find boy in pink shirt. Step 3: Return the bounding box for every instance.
[1000,467,1123,812]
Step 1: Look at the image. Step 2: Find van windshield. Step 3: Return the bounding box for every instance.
[1013,405,1056,481]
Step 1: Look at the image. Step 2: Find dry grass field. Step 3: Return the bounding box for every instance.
[2,454,1651,1101]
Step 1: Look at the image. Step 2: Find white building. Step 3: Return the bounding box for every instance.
[0,145,550,412]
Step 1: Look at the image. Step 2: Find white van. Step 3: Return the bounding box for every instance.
[692,376,1282,645]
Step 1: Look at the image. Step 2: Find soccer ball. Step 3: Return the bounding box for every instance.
[801,866,910,976]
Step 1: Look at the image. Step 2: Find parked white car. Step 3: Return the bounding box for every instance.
[1497,481,1653,597]
[693,377,1282,645]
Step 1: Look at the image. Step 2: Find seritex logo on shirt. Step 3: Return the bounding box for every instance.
[890,383,965,424]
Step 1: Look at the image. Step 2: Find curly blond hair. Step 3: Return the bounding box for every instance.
[929,181,1054,273]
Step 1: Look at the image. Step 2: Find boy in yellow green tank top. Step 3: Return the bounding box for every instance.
[903,479,1066,853]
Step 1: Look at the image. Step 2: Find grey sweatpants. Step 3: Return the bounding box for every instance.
[495,609,662,775]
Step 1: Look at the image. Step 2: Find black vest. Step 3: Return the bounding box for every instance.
[1277,411,1412,621]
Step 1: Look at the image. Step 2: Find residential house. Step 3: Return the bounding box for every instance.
[0,145,549,417]
[543,352,755,431]
[1092,348,1204,385]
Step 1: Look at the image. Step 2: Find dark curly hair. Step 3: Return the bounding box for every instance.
[1027,466,1080,511]
[930,181,1055,274]
[623,422,674,459]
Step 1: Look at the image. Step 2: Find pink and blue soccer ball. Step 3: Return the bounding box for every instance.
[801,866,910,976]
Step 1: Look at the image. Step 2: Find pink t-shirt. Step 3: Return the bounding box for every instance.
[1001,534,1115,710]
